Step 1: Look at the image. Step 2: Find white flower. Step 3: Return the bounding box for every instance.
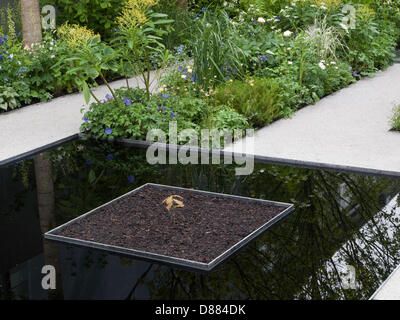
[318,61,326,70]
[288,61,293,65]
[283,30,293,37]
[257,17,265,24]
[330,61,336,65]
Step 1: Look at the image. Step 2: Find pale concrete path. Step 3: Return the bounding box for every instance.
[225,64,400,176]
[0,72,159,162]
[372,263,400,300]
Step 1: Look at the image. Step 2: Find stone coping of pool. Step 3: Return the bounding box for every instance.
[44,183,294,273]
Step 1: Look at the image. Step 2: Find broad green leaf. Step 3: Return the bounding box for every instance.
[83,81,91,105]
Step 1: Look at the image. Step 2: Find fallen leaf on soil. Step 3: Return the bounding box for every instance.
[162,195,185,211]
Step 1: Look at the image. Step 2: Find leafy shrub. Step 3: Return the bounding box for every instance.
[40,0,125,39]
[344,7,397,74]
[0,85,18,111]
[0,32,55,108]
[213,78,281,127]
[392,105,400,131]
[81,87,208,140]
[324,61,355,93]
[208,105,249,131]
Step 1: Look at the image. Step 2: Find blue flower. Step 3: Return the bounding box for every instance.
[86,159,92,166]
[128,175,135,184]
[170,112,178,118]
[226,75,230,80]
[124,97,131,106]
[83,116,89,123]
[161,94,170,99]
[107,154,114,160]
[105,94,113,101]
[178,66,183,72]
[353,70,358,77]
[105,127,113,135]
[175,45,185,55]
[201,7,206,12]
[275,16,280,21]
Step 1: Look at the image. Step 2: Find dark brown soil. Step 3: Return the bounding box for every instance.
[58,185,287,263]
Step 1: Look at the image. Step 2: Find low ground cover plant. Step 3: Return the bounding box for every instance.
[392,105,400,131]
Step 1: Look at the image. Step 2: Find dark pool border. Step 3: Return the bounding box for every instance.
[115,137,400,179]
[0,133,80,168]
[45,183,294,273]
[1,134,400,179]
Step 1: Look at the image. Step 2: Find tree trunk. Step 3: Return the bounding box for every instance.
[0,271,11,299]
[34,152,64,300]
[176,0,188,10]
[20,0,42,48]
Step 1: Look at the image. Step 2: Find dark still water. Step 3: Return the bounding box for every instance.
[1,139,400,300]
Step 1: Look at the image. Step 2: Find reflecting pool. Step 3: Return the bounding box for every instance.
[1,139,400,300]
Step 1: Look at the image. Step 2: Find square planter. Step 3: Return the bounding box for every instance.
[45,183,294,272]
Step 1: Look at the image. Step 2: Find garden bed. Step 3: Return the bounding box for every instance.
[45,183,294,272]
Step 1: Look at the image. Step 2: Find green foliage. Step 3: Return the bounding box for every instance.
[0,32,55,109]
[242,0,289,15]
[55,35,120,103]
[208,105,249,131]
[40,0,124,39]
[0,85,18,111]
[155,0,196,51]
[0,0,20,38]
[213,78,281,127]
[191,10,247,90]
[113,1,174,99]
[344,7,397,74]
[392,105,400,131]
[81,87,208,141]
